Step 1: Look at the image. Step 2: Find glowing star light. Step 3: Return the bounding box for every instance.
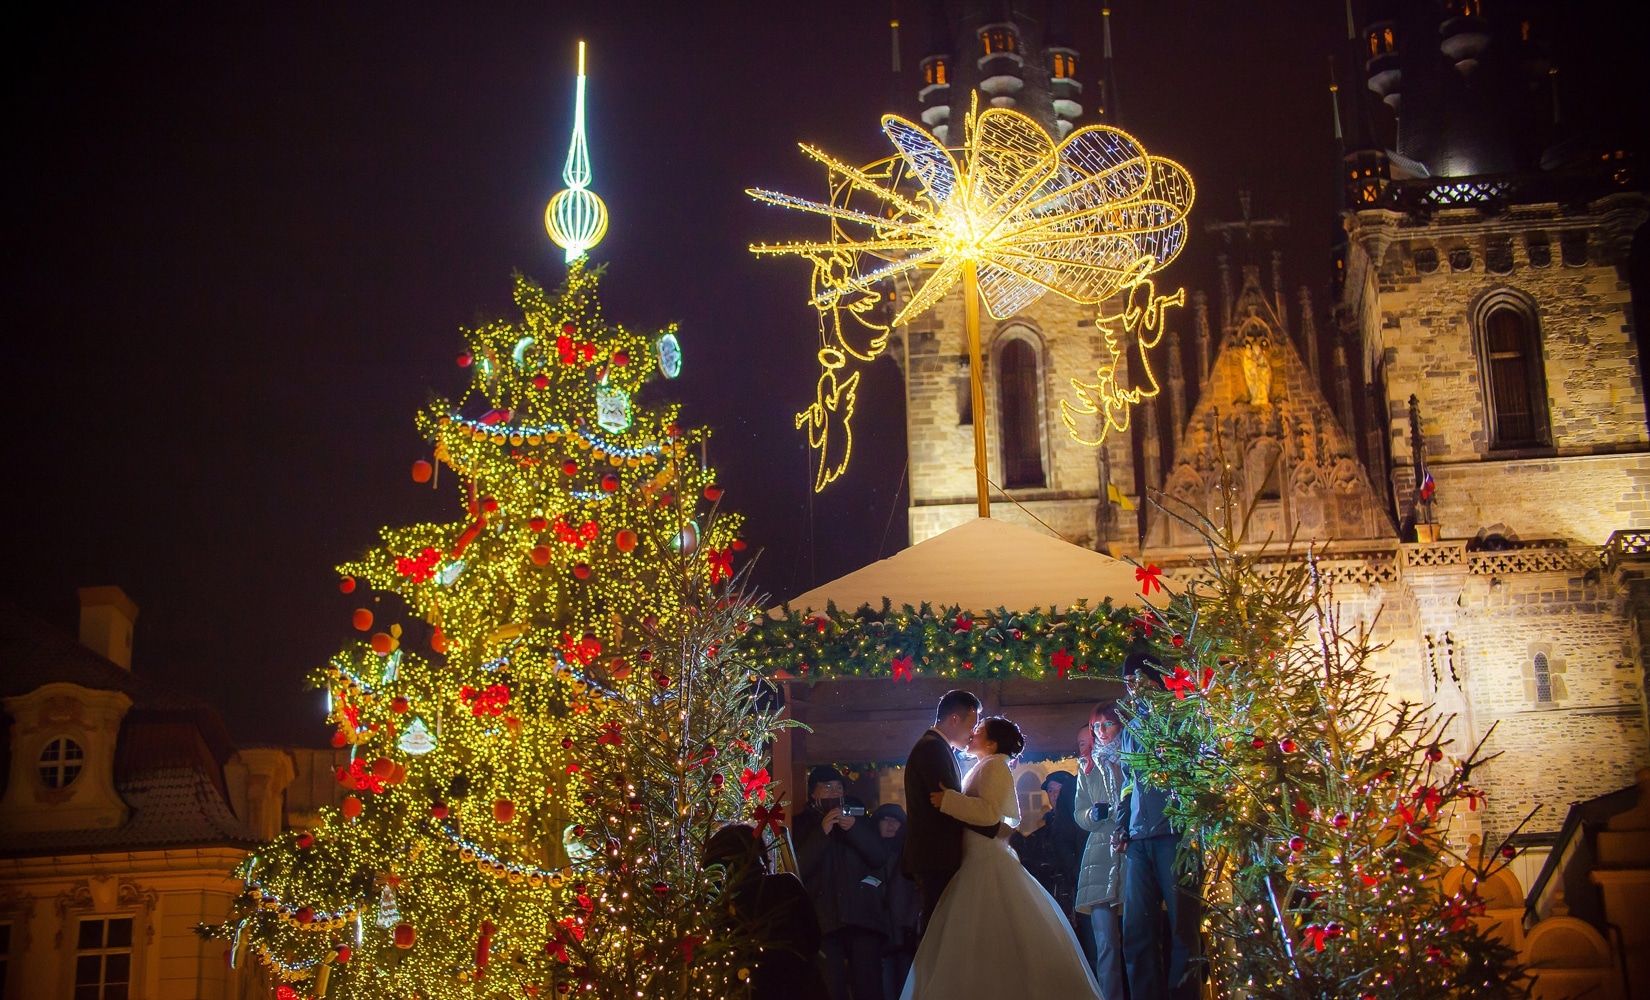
[545,42,609,263]
[749,99,1194,500]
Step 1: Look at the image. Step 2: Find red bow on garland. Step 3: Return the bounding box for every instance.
[953,613,974,633]
[596,722,623,746]
[678,934,703,965]
[740,767,770,802]
[705,547,734,584]
[891,655,915,682]
[554,518,600,549]
[1051,648,1075,679]
[1136,563,1165,596]
[751,801,786,838]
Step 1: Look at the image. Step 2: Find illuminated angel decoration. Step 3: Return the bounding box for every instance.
[795,348,859,492]
[750,97,1194,494]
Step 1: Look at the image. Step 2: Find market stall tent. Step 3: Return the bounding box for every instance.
[777,516,1147,617]
[767,518,1150,815]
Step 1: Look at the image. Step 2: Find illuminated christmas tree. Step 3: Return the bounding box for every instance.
[1124,476,1528,999]
[206,261,787,999]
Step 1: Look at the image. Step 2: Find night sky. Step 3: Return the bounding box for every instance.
[4,2,1640,745]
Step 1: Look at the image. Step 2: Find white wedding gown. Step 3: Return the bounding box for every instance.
[901,753,1103,1000]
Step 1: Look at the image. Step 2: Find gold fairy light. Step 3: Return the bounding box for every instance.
[749,95,1194,504]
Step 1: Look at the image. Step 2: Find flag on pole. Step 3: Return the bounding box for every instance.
[1107,483,1137,511]
[1419,472,1436,501]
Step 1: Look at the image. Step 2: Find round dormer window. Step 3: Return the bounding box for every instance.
[39,736,85,788]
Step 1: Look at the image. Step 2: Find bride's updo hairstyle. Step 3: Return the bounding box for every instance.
[980,716,1026,761]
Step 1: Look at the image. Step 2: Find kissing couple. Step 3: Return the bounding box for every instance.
[899,689,1103,999]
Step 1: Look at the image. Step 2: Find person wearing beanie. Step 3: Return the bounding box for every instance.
[793,765,888,999]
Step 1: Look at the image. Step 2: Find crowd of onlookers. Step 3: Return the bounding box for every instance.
[707,658,1200,1000]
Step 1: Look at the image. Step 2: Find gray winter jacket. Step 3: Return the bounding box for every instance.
[1072,750,1125,913]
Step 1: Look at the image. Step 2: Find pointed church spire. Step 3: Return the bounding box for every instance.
[1194,290,1211,385]
[545,42,609,264]
[1168,330,1187,455]
[1098,7,1122,124]
[1298,286,1320,381]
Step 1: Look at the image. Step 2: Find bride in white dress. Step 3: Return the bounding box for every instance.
[901,717,1103,1000]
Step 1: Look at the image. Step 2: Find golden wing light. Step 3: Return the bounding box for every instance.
[749,102,1194,490]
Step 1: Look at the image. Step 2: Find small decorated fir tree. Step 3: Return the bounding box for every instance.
[207,264,787,999]
[1123,478,1528,999]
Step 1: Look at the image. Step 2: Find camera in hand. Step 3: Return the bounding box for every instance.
[816,797,866,817]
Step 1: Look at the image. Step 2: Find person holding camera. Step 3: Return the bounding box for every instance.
[793,765,889,1000]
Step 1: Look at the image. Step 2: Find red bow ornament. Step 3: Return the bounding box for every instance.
[891,655,915,682]
[706,547,734,584]
[1163,665,1214,700]
[1051,648,1075,679]
[1136,563,1165,596]
[740,767,770,802]
[596,722,623,746]
[751,801,786,837]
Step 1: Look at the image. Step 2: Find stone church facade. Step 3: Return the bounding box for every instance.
[893,0,1650,853]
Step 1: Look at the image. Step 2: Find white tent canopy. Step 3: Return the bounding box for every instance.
[777,517,1147,615]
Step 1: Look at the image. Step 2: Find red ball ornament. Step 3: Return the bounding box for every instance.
[573,563,592,580]
[430,802,449,819]
[481,496,499,513]
[1500,845,1517,859]
[612,350,629,366]
[561,322,576,334]
[352,608,374,632]
[297,832,315,849]
[655,672,673,689]
[370,632,395,655]
[1250,736,1267,750]
[529,516,548,532]
[615,529,638,553]
[1288,835,1306,852]
[666,422,682,439]
[1333,812,1351,829]
[1426,745,1444,762]
[411,460,433,483]
[652,882,669,896]
[457,353,473,368]
[296,907,315,924]
[391,696,410,714]
[572,824,585,837]
[342,795,363,820]
[335,945,352,963]
[338,576,356,594]
[600,474,619,492]
[372,757,395,780]
[561,737,574,750]
[609,657,632,680]
[711,773,724,788]
[731,538,747,551]
[703,485,723,502]
[493,799,516,824]
[530,545,552,566]
[1279,738,1298,754]
[430,628,449,653]
[330,730,347,748]
[639,649,654,663]
[1324,922,1344,939]
[393,923,417,949]
[533,374,550,389]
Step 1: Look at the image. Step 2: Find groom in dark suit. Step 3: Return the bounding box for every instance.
[902,689,1000,936]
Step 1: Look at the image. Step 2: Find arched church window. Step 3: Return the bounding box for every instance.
[924,58,948,87]
[1477,297,1549,449]
[1051,52,1077,79]
[1533,652,1552,704]
[997,338,1045,489]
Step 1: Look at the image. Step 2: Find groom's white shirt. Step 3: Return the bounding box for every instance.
[937,753,1021,830]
